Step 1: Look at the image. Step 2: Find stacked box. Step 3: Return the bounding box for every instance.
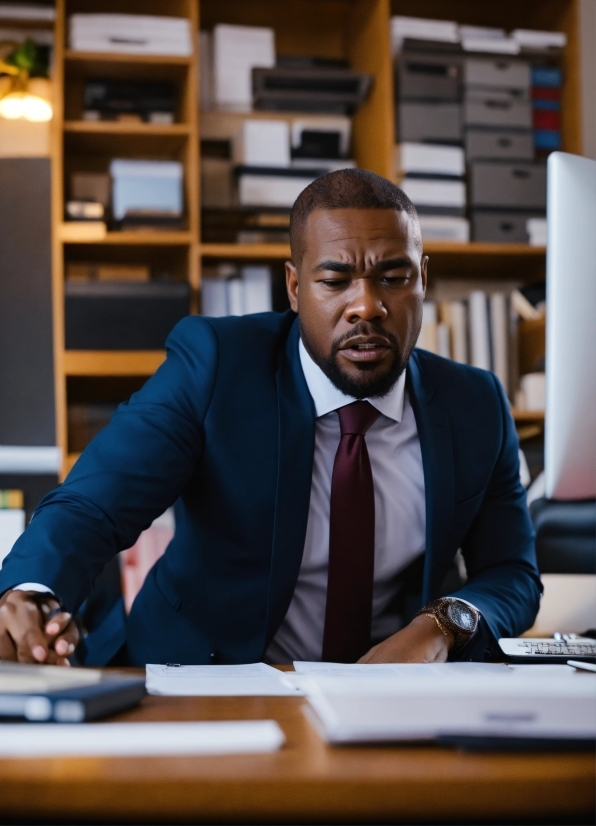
[395,51,469,240]
[463,57,545,242]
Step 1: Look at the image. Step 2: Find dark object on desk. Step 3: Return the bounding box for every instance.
[530,497,596,574]
[252,64,372,115]
[65,281,190,350]
[0,664,145,722]
[439,734,596,752]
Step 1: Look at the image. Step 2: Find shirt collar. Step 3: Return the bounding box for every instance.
[299,338,405,423]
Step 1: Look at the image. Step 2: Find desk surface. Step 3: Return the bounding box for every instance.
[1,684,594,824]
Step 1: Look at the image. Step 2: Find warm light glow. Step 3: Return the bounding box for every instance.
[21,93,52,122]
[0,91,25,119]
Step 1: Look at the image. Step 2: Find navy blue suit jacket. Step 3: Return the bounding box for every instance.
[0,312,541,665]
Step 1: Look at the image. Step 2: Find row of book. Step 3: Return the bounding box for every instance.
[417,286,545,409]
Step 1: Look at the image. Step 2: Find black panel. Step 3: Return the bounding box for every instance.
[530,498,596,574]
[0,158,55,446]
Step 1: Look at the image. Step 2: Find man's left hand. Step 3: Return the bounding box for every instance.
[358,614,455,664]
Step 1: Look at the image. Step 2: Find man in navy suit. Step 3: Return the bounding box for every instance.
[0,169,541,667]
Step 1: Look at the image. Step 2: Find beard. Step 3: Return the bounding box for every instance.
[300,320,409,399]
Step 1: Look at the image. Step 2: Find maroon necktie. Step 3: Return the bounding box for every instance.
[322,400,380,663]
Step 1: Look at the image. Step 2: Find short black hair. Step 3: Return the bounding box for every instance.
[289,168,420,268]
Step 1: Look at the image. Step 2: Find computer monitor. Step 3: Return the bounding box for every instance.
[544,152,596,500]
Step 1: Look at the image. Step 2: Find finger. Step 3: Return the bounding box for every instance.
[17,626,51,664]
[0,631,17,661]
[45,611,73,637]
[53,623,79,657]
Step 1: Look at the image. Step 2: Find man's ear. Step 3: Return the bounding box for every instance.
[420,255,429,297]
[285,260,299,313]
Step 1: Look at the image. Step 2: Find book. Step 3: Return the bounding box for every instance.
[468,291,491,371]
[489,293,509,391]
[0,489,24,509]
[439,301,468,364]
[417,301,438,353]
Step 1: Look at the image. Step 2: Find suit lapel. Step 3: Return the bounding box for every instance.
[264,318,315,648]
[407,351,455,603]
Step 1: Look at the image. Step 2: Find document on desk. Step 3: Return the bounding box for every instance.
[0,720,285,758]
[302,671,596,745]
[293,661,507,676]
[146,663,301,696]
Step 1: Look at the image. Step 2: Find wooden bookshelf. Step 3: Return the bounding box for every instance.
[48,0,582,476]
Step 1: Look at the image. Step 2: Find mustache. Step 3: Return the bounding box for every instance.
[331,322,400,355]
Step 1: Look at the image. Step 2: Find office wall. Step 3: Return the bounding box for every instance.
[579,0,596,159]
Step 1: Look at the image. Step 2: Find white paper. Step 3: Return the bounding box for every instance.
[0,720,285,758]
[146,663,301,696]
[293,661,507,677]
[302,672,596,744]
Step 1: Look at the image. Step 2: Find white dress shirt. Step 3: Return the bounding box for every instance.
[265,340,426,663]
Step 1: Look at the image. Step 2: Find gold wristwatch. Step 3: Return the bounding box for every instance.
[417,598,479,652]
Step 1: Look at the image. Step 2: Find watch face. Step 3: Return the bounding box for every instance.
[446,600,476,632]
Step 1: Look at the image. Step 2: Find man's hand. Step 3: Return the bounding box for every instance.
[0,590,79,666]
[358,614,455,664]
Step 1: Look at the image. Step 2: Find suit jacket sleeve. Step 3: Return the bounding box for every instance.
[0,317,218,613]
[448,374,542,660]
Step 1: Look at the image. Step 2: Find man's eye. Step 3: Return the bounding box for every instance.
[381,275,408,285]
[323,279,349,288]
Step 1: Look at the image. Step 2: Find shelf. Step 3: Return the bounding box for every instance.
[64,50,191,66]
[201,243,291,260]
[511,408,545,422]
[424,243,545,256]
[63,231,193,246]
[64,121,191,137]
[63,351,166,376]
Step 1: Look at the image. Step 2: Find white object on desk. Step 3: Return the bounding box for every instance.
[146,663,300,696]
[302,672,596,744]
[293,661,507,676]
[0,720,285,758]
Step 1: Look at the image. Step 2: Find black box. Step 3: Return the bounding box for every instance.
[65,281,190,350]
[397,53,461,101]
[469,161,546,209]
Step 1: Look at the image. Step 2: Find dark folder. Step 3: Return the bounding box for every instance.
[0,663,146,722]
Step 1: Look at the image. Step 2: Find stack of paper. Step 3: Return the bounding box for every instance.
[69,14,192,56]
[146,663,300,696]
[391,16,458,55]
[512,30,567,51]
[301,669,596,745]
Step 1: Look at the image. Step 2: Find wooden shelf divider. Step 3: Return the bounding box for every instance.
[63,351,167,377]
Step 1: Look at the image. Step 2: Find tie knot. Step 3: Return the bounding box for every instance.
[337,400,380,436]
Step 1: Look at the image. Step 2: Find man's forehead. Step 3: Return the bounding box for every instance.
[303,208,421,254]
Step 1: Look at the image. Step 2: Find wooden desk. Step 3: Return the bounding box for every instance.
[0,688,593,824]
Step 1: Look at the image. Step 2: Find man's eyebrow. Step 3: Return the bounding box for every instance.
[313,260,354,273]
[314,257,412,273]
[373,257,412,272]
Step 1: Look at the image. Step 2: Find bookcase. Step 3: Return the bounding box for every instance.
[42,0,582,478]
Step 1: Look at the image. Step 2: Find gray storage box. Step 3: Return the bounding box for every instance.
[465,89,531,129]
[470,161,547,209]
[397,101,462,143]
[471,210,544,243]
[397,53,461,101]
[464,58,531,90]
[466,129,534,161]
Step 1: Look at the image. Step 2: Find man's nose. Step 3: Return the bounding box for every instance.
[344,279,387,324]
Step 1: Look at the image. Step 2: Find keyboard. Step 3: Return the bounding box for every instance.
[499,637,596,664]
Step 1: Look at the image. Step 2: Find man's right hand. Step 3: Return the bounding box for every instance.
[0,590,79,666]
